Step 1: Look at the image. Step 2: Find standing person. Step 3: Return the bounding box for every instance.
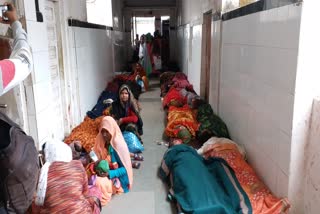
[0,3,36,214]
[0,2,33,96]
[138,34,145,62]
[134,34,140,48]
[132,34,140,62]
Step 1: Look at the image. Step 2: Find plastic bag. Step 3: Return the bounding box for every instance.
[122,131,144,153]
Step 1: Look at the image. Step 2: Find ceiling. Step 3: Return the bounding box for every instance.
[123,0,176,8]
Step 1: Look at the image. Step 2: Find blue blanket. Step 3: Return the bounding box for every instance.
[159,144,252,214]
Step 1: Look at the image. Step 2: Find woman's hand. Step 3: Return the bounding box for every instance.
[117,118,122,125]
[0,2,18,25]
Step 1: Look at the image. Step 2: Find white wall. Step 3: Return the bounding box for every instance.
[64,0,87,21]
[220,4,301,197]
[176,0,221,94]
[22,0,53,146]
[176,0,221,26]
[113,30,127,72]
[304,98,320,214]
[124,0,176,7]
[289,1,320,213]
[20,0,89,146]
[187,25,202,95]
[18,0,119,147]
[70,27,114,120]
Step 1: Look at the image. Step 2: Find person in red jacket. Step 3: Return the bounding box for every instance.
[110,85,144,166]
[111,84,143,139]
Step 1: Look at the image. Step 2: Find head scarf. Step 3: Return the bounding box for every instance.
[145,33,153,43]
[94,116,133,189]
[119,84,140,115]
[35,140,72,206]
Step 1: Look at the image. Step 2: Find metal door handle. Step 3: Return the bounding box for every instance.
[0,104,8,108]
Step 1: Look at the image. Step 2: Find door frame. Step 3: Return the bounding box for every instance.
[200,10,212,102]
[46,0,75,135]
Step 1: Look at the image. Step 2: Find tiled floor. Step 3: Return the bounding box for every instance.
[102,79,176,214]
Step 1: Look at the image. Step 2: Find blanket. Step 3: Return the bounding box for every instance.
[159,144,252,214]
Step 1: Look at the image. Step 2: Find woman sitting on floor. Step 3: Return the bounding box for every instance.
[94,116,134,195]
[33,140,101,214]
[111,84,143,142]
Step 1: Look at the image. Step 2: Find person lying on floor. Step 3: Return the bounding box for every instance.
[159,139,252,214]
[111,84,143,143]
[94,116,134,196]
[33,140,101,214]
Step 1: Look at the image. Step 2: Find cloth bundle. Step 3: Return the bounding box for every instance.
[122,131,144,153]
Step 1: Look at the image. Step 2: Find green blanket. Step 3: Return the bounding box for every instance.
[159,144,252,214]
[197,103,230,142]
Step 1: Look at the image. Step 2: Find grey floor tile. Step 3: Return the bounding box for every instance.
[102,79,176,214]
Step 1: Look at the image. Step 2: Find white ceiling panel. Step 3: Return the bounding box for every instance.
[124,0,176,7]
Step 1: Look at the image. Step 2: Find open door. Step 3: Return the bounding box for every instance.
[200,11,212,101]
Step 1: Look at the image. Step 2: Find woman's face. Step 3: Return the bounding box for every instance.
[120,89,129,103]
[101,128,111,146]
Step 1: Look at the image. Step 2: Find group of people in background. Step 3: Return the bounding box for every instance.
[132,30,170,77]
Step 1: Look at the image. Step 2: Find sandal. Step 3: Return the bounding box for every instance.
[132,162,141,169]
[133,153,144,161]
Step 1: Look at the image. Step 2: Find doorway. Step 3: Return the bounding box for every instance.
[200,11,212,101]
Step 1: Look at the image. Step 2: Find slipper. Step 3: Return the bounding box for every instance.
[132,162,141,169]
[133,153,144,161]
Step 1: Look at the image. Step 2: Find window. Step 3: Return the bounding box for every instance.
[223,0,259,13]
[135,17,155,37]
[86,0,113,27]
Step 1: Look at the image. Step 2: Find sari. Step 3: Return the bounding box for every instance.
[94,116,133,191]
[165,105,199,140]
[34,140,100,214]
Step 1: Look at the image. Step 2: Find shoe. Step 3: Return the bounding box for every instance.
[133,153,144,161]
[132,162,141,169]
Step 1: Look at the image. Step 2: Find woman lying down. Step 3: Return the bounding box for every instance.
[159,139,252,214]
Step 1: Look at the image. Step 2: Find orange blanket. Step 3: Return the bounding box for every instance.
[64,116,103,152]
[200,138,290,214]
[165,105,199,138]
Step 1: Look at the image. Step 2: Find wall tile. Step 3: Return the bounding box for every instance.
[188,24,202,94]
[276,168,289,197]
[32,51,51,83]
[264,86,294,135]
[24,0,37,21]
[74,28,90,48]
[33,81,52,114]
[276,131,291,175]
[36,109,51,142]
[218,3,302,197]
[74,28,115,119]
[67,27,76,48]
[246,144,277,192]
[27,21,49,52]
[25,85,36,115]
[222,4,301,49]
[27,115,38,147]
